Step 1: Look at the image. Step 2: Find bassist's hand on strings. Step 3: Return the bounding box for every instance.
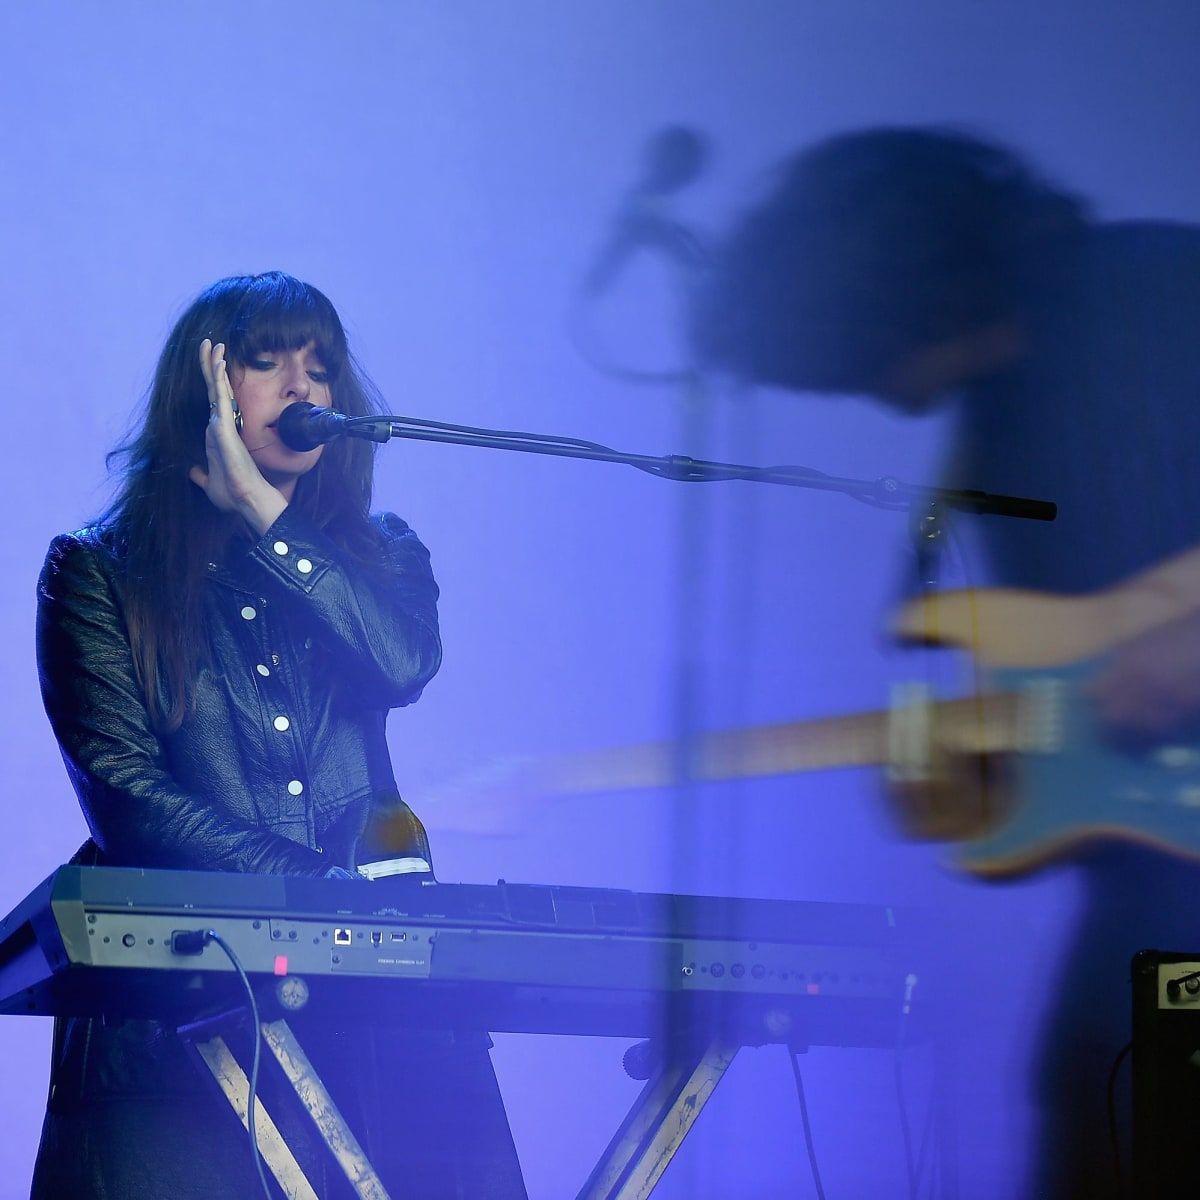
[883,686,1014,844]
[1088,610,1200,748]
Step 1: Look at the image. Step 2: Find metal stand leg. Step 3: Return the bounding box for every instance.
[260,1018,391,1200]
[193,1033,320,1200]
[190,1017,391,1200]
[576,1037,739,1200]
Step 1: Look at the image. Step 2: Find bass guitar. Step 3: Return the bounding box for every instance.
[462,545,1200,877]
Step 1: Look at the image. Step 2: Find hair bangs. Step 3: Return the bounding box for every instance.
[225,272,348,380]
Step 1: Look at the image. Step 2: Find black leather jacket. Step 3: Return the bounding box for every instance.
[36,506,441,876]
[28,507,489,1200]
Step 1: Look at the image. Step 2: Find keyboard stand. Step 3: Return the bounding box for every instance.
[576,1035,740,1200]
[193,1014,738,1200]
[185,1016,391,1200]
[190,1009,737,1200]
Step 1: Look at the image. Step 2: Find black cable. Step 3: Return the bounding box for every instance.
[204,930,273,1200]
[894,980,920,1200]
[894,1051,917,1197]
[1107,1040,1132,1200]
[566,296,694,388]
[790,1049,828,1200]
[914,1093,937,1199]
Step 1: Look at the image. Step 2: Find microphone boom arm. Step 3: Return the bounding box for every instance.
[343,412,1055,522]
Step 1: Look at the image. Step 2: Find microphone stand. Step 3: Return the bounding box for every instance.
[336,412,1057,522]
[344,404,1050,1117]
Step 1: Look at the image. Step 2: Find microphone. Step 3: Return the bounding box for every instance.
[581,125,710,298]
[276,402,356,451]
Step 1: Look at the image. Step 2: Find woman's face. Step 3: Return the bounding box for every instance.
[228,341,332,495]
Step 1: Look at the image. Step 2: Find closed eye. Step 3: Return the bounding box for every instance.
[244,356,328,382]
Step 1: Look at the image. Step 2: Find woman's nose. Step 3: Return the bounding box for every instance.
[281,362,310,400]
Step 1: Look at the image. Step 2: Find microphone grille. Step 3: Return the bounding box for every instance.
[277,401,325,451]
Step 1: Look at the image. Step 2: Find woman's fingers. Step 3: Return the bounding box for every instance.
[193,337,276,524]
[198,338,239,431]
[217,353,242,427]
[210,342,232,422]
[199,338,223,421]
[198,337,214,391]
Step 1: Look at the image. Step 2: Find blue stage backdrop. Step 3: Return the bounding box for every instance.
[1,4,1197,1197]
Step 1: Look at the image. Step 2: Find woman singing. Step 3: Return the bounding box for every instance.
[31,272,526,1197]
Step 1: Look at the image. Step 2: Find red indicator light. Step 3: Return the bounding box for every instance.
[274,955,289,976]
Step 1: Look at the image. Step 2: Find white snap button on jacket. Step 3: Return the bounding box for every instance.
[287,780,304,796]
[297,558,313,575]
[273,541,289,556]
[273,716,290,732]
[240,606,256,620]
[255,664,270,677]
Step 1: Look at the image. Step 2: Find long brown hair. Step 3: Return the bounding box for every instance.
[101,272,384,730]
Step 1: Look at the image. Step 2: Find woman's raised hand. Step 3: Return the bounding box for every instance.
[189,339,286,535]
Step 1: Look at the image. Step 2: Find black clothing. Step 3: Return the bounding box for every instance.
[34,1019,524,1199]
[31,507,527,1198]
[951,221,1200,594]
[36,507,441,875]
[950,222,1200,1199]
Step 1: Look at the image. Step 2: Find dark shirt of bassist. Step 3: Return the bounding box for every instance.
[700,126,1200,1200]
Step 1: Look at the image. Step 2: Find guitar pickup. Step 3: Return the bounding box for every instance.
[887,682,933,783]
[1016,679,1066,754]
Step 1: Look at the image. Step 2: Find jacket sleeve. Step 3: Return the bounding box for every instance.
[37,534,329,876]
[242,508,442,709]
